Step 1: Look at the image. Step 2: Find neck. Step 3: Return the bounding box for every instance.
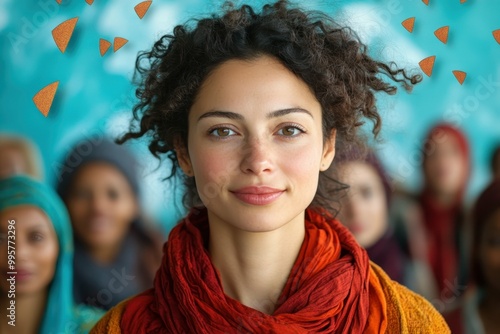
[87,242,123,265]
[0,289,48,334]
[426,188,457,208]
[208,211,306,314]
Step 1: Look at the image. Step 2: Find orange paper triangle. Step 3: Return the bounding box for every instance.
[419,56,436,77]
[134,1,152,19]
[493,29,500,44]
[33,81,59,117]
[85,0,94,5]
[99,39,111,56]
[401,17,415,33]
[56,0,62,4]
[52,17,78,53]
[113,37,128,52]
[452,70,466,85]
[422,0,429,5]
[460,0,467,3]
[434,26,449,44]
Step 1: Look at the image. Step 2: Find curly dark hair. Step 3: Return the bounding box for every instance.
[117,0,422,213]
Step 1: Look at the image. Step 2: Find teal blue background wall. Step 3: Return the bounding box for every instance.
[1,0,499,232]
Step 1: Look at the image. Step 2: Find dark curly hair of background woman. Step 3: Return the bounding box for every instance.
[118,0,422,212]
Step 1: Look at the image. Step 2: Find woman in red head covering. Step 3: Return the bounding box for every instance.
[419,123,470,302]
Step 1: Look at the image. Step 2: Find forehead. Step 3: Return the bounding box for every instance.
[338,161,380,184]
[190,55,321,116]
[72,162,127,183]
[0,205,53,231]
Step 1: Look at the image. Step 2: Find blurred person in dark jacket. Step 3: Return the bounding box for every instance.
[56,137,163,310]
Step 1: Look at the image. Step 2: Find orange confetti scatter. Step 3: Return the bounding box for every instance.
[52,17,78,53]
[113,37,128,52]
[493,29,500,44]
[434,26,449,44]
[85,0,94,5]
[452,70,466,85]
[99,39,111,56]
[422,0,429,5]
[33,81,59,117]
[419,56,436,77]
[134,1,152,19]
[401,17,415,33]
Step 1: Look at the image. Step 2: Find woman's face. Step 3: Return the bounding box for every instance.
[424,134,467,197]
[65,162,137,249]
[0,205,59,296]
[178,55,336,232]
[479,209,500,292]
[336,161,388,248]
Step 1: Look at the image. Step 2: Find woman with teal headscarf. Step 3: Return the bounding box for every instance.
[0,176,103,334]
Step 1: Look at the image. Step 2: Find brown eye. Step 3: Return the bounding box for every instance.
[108,188,120,200]
[30,232,44,242]
[278,126,302,137]
[210,128,236,137]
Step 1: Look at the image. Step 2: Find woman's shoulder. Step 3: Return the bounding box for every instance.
[89,289,155,334]
[370,262,451,333]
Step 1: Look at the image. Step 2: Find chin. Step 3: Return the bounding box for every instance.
[217,206,304,233]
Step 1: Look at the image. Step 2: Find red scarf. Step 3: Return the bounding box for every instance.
[120,208,387,333]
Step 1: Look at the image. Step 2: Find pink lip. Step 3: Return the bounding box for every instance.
[230,186,285,205]
[7,269,33,282]
[348,223,364,234]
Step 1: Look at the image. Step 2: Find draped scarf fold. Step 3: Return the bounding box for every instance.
[120,208,387,333]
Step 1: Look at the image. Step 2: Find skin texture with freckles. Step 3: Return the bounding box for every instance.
[175,55,336,313]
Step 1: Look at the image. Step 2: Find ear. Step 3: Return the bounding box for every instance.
[174,137,193,176]
[320,129,336,172]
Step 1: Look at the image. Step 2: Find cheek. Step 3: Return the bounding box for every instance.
[280,142,323,182]
[370,195,387,224]
[190,146,234,201]
[39,242,59,276]
[66,199,87,222]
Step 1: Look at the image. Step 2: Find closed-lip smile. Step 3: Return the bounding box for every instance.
[230,186,285,205]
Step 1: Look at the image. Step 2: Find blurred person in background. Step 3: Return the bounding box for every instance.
[56,138,163,310]
[331,148,436,298]
[490,145,500,180]
[418,123,470,302]
[445,180,500,334]
[0,134,44,180]
[0,176,103,334]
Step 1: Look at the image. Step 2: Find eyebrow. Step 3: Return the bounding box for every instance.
[197,108,314,122]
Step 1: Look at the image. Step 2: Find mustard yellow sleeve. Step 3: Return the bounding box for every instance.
[89,299,129,334]
[370,262,451,334]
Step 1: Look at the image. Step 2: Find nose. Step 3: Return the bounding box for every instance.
[343,191,361,221]
[88,192,108,216]
[239,138,274,175]
[16,234,31,263]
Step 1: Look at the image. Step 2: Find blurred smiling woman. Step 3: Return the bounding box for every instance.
[92,1,449,333]
[0,176,103,334]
